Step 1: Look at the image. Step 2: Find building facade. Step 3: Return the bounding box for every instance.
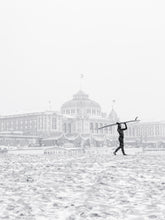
[0,90,165,147]
[0,111,63,146]
[125,121,165,145]
[61,90,117,135]
[0,111,62,136]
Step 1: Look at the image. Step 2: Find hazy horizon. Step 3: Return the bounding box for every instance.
[0,1,165,122]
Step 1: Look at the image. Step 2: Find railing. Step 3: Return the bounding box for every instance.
[44,146,113,157]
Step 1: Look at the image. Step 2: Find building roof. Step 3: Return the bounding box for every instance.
[61,90,101,109]
[0,111,60,119]
[108,108,119,122]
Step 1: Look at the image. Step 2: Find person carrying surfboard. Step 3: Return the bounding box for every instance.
[98,117,140,155]
[113,122,127,156]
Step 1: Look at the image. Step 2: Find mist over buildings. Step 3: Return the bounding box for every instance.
[0,0,165,122]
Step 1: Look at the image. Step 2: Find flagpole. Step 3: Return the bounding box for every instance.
[80,76,82,90]
[80,74,84,90]
[112,99,116,109]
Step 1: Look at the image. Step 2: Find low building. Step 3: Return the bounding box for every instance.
[0,131,40,147]
[0,111,63,146]
[125,121,165,147]
[0,111,63,136]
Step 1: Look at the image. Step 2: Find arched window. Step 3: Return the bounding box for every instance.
[71,109,75,114]
[87,109,91,114]
[63,123,67,133]
[66,109,70,114]
[99,123,103,133]
[52,118,57,129]
[92,109,96,115]
[90,123,94,132]
[68,123,71,133]
[95,123,98,133]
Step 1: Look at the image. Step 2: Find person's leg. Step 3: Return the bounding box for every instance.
[120,140,126,155]
[121,145,126,155]
[114,137,122,155]
[114,146,121,155]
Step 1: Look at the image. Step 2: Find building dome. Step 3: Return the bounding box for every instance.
[109,108,119,122]
[61,90,101,116]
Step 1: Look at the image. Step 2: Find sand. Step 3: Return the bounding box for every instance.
[0,150,165,220]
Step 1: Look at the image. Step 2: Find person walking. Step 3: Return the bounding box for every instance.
[113,122,127,155]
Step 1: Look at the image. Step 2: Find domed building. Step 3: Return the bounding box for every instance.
[1,89,165,148]
[61,90,101,117]
[61,90,118,136]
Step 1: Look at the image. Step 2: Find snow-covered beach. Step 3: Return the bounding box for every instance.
[0,150,165,220]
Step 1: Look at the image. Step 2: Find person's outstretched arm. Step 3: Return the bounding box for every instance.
[122,122,127,130]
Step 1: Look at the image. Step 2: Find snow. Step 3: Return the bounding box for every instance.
[0,148,165,219]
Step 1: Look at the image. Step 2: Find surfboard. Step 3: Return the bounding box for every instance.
[98,117,140,129]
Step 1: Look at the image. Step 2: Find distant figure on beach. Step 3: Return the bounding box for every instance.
[113,122,127,155]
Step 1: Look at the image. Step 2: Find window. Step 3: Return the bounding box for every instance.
[71,109,75,114]
[63,123,67,133]
[90,123,93,131]
[66,110,70,114]
[68,123,71,133]
[95,123,98,131]
[87,109,91,114]
[99,123,103,133]
[92,109,96,115]
[52,118,57,129]
[104,124,108,133]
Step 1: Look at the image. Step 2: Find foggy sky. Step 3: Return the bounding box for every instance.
[0,0,165,122]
